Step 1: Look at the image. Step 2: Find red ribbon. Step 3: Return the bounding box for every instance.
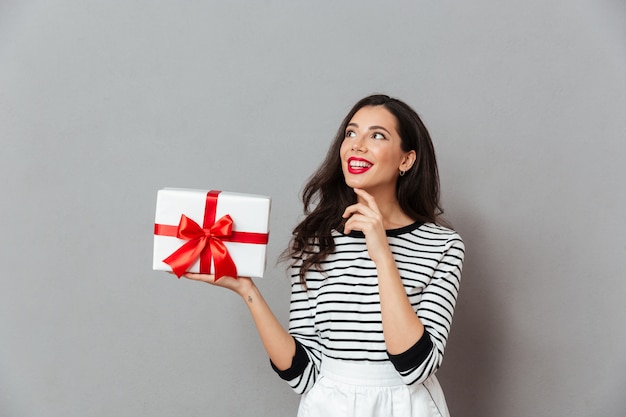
[154,190,268,280]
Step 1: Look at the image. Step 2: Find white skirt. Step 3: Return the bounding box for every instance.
[297,357,450,417]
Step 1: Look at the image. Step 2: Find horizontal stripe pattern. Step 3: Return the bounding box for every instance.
[280,222,465,394]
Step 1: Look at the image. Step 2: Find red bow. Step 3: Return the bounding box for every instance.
[163,213,237,281]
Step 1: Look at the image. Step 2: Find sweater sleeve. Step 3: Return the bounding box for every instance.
[269,273,322,394]
[270,338,310,381]
[388,232,465,386]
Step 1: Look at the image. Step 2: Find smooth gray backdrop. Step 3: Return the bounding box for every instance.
[1,1,625,416]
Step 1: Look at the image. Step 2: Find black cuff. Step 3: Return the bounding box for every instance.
[270,338,310,381]
[387,332,434,372]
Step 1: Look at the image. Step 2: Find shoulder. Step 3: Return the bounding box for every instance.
[420,223,465,265]
[398,222,465,253]
[418,222,463,241]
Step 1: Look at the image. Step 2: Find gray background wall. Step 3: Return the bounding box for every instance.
[1,1,625,416]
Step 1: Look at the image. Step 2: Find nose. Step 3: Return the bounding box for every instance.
[351,135,366,152]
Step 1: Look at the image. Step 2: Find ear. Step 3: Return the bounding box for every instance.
[399,150,417,172]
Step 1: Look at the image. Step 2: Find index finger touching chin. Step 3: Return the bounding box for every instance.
[353,188,379,208]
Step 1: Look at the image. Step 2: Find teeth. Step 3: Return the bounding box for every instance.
[350,160,372,168]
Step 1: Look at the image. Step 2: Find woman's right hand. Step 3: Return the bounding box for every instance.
[179,272,255,298]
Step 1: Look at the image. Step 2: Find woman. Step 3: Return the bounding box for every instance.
[185,94,465,416]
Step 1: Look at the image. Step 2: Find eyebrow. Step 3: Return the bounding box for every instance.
[347,122,392,136]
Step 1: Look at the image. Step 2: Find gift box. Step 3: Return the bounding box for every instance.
[153,188,271,279]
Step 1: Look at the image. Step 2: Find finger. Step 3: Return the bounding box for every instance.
[183,272,216,283]
[342,203,359,219]
[344,214,378,234]
[342,202,376,219]
[352,188,380,213]
[343,214,360,233]
[343,216,362,234]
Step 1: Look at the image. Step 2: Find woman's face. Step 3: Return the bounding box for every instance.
[340,105,415,196]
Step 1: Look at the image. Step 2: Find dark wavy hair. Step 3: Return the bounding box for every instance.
[286,94,445,285]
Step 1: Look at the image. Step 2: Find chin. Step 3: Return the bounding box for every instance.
[344,178,366,190]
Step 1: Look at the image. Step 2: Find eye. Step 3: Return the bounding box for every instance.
[345,130,357,138]
[372,132,386,140]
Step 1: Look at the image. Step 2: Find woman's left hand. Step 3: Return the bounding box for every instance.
[342,188,391,263]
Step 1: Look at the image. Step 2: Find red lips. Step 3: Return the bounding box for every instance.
[347,157,373,174]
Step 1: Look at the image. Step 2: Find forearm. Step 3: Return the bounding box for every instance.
[376,253,425,355]
[241,284,296,370]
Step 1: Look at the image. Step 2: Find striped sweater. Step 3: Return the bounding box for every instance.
[272,222,465,394]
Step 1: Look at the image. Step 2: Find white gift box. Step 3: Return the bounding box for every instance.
[153,188,271,278]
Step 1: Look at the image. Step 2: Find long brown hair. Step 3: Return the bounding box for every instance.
[286,94,445,285]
